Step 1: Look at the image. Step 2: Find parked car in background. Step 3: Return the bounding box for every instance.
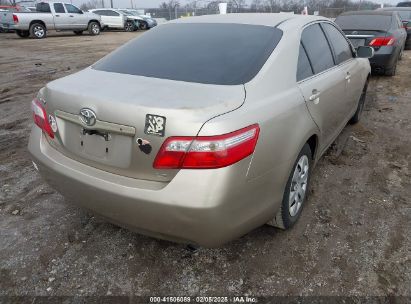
[335,10,406,76]
[119,9,157,29]
[28,14,373,247]
[1,1,102,38]
[378,7,411,49]
[397,1,411,7]
[89,8,137,32]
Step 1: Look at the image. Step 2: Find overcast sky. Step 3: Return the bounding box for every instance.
[69,0,402,9]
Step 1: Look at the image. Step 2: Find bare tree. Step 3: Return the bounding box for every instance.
[160,0,180,20]
[79,0,100,11]
[251,0,263,12]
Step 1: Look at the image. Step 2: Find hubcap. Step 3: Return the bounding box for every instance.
[289,155,309,217]
[92,24,99,34]
[34,26,44,38]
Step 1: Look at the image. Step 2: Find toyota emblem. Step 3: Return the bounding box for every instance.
[79,108,97,126]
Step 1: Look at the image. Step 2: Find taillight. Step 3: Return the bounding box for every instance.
[153,124,260,169]
[12,14,18,24]
[31,98,54,138]
[369,36,395,47]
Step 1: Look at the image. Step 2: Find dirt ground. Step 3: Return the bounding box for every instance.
[0,31,410,298]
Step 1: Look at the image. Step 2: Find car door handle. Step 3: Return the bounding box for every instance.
[69,15,74,17]
[309,91,321,104]
[55,14,60,17]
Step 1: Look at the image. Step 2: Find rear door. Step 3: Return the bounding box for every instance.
[321,22,363,115]
[297,23,347,152]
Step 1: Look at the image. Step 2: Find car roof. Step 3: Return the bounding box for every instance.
[379,7,411,11]
[168,13,328,27]
[339,10,395,16]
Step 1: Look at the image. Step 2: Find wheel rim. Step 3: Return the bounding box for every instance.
[125,23,132,31]
[34,26,44,38]
[289,155,309,217]
[92,24,99,34]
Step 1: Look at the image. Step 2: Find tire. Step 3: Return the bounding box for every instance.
[349,80,368,124]
[124,21,134,32]
[88,22,100,36]
[385,57,398,76]
[16,30,30,38]
[73,30,83,35]
[139,21,148,30]
[29,23,46,39]
[267,143,312,229]
[399,48,403,61]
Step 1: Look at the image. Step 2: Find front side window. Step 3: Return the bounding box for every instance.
[65,4,81,14]
[297,43,313,81]
[93,23,283,85]
[53,3,65,13]
[108,10,120,16]
[301,23,335,74]
[322,23,353,64]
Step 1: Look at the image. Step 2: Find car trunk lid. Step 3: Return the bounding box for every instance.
[343,30,388,48]
[41,68,245,182]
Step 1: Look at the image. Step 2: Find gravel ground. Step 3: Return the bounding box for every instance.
[0,31,410,298]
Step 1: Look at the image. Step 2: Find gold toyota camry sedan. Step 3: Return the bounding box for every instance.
[28,13,373,247]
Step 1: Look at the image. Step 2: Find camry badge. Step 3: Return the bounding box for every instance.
[79,108,97,126]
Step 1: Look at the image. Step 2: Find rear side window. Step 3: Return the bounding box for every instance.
[53,3,65,13]
[36,2,51,13]
[301,24,335,74]
[297,43,313,81]
[322,23,352,64]
[335,15,392,31]
[94,23,283,85]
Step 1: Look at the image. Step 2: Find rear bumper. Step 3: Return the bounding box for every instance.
[369,46,397,71]
[28,127,284,247]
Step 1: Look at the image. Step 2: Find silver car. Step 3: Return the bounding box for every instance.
[28,14,372,247]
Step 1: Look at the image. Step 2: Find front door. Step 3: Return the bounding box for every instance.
[53,2,70,30]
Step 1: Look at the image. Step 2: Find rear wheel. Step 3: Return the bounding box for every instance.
[16,30,30,38]
[124,21,134,32]
[73,30,83,35]
[88,22,100,36]
[349,80,368,124]
[267,144,312,229]
[29,23,46,39]
[399,45,404,61]
[385,57,398,76]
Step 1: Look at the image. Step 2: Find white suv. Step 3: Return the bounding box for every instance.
[89,8,137,31]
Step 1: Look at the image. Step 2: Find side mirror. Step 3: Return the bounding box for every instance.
[357,46,374,59]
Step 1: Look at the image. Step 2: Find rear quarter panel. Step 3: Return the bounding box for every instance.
[198,25,320,215]
[11,12,55,30]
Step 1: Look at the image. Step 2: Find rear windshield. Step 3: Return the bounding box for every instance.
[335,15,392,31]
[93,23,283,85]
